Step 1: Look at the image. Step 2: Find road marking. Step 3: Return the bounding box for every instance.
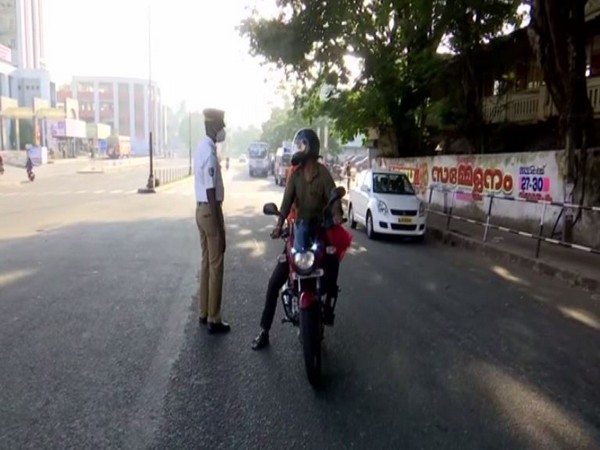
[110,189,123,194]
[93,190,105,194]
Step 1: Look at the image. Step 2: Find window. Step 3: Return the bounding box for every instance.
[588,35,600,76]
[372,173,415,195]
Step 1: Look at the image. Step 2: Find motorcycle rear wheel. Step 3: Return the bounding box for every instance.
[300,306,322,387]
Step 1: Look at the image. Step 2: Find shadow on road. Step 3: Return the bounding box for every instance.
[1,189,599,449]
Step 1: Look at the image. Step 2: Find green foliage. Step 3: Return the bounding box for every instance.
[260,106,342,156]
[241,0,522,155]
[228,125,262,155]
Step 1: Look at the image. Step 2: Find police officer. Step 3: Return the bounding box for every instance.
[194,108,230,334]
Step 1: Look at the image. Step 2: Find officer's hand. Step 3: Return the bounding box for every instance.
[270,226,282,239]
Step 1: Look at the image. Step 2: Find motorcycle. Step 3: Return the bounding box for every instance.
[27,167,35,182]
[263,186,346,386]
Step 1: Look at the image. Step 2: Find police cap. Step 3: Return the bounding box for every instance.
[203,108,225,123]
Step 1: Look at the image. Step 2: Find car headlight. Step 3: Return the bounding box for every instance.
[293,251,315,271]
[419,202,426,216]
[377,200,388,214]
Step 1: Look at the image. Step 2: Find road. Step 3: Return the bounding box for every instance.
[1,162,599,449]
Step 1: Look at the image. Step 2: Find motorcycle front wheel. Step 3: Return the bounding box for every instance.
[300,306,322,387]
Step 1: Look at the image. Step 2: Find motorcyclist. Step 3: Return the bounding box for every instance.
[252,128,344,350]
[25,156,34,173]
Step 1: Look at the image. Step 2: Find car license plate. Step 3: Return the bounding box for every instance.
[398,217,413,224]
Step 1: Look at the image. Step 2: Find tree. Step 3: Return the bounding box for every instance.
[528,0,595,240]
[444,0,523,152]
[228,125,262,156]
[178,112,205,150]
[260,106,342,156]
[241,0,456,156]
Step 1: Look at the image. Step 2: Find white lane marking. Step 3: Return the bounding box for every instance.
[110,189,123,194]
[93,190,105,194]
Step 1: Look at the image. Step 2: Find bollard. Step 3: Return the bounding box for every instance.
[446,189,456,231]
[483,195,494,242]
[535,202,547,259]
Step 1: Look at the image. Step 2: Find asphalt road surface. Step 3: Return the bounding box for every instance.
[1,161,599,449]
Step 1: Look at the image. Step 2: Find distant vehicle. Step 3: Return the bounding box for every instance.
[107,136,131,159]
[239,154,248,163]
[273,142,294,186]
[248,141,270,177]
[348,169,427,241]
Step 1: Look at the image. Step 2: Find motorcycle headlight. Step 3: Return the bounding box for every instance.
[377,200,388,215]
[293,251,315,271]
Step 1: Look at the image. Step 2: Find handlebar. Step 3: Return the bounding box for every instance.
[269,218,347,240]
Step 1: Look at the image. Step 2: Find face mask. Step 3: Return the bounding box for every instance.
[216,129,226,143]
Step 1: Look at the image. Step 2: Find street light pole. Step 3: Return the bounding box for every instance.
[188,112,192,176]
[139,0,155,193]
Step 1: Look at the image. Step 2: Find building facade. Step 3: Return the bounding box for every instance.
[10,67,55,107]
[57,76,165,154]
[0,0,45,70]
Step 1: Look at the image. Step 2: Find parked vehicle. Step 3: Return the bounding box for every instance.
[273,143,293,186]
[248,142,270,177]
[348,169,426,241]
[107,135,131,159]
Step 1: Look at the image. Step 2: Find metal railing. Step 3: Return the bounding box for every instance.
[426,185,600,258]
[154,166,191,186]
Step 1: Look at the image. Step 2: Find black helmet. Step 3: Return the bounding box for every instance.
[291,128,320,166]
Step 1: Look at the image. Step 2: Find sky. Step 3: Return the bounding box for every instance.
[43,0,284,129]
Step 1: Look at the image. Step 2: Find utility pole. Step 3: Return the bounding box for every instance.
[139,0,155,193]
[188,112,192,176]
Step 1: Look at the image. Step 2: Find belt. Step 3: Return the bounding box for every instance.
[197,201,222,206]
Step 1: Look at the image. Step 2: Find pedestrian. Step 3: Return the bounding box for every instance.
[194,107,230,335]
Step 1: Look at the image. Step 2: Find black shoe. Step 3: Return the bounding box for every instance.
[323,306,335,326]
[199,316,207,326]
[208,321,231,335]
[251,330,269,350]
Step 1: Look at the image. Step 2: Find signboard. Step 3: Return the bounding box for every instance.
[51,119,87,138]
[28,146,48,165]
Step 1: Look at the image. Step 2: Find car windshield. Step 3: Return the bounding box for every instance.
[293,220,317,252]
[249,146,268,158]
[373,173,416,195]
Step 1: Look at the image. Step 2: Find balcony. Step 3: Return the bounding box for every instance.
[483,76,600,124]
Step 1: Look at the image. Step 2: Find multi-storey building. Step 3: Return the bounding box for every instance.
[57,76,165,154]
[0,0,45,70]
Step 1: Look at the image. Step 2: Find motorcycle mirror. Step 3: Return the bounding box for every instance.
[329,186,346,202]
[263,202,280,216]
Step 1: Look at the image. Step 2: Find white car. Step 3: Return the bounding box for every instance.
[348,169,427,240]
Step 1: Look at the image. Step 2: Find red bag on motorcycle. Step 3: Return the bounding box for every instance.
[326,224,353,261]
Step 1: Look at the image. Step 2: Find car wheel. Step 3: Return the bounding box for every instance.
[366,211,376,240]
[348,204,357,229]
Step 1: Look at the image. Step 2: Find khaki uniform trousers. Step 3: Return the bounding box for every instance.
[196,202,225,323]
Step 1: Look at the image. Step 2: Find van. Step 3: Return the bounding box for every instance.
[274,143,294,186]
